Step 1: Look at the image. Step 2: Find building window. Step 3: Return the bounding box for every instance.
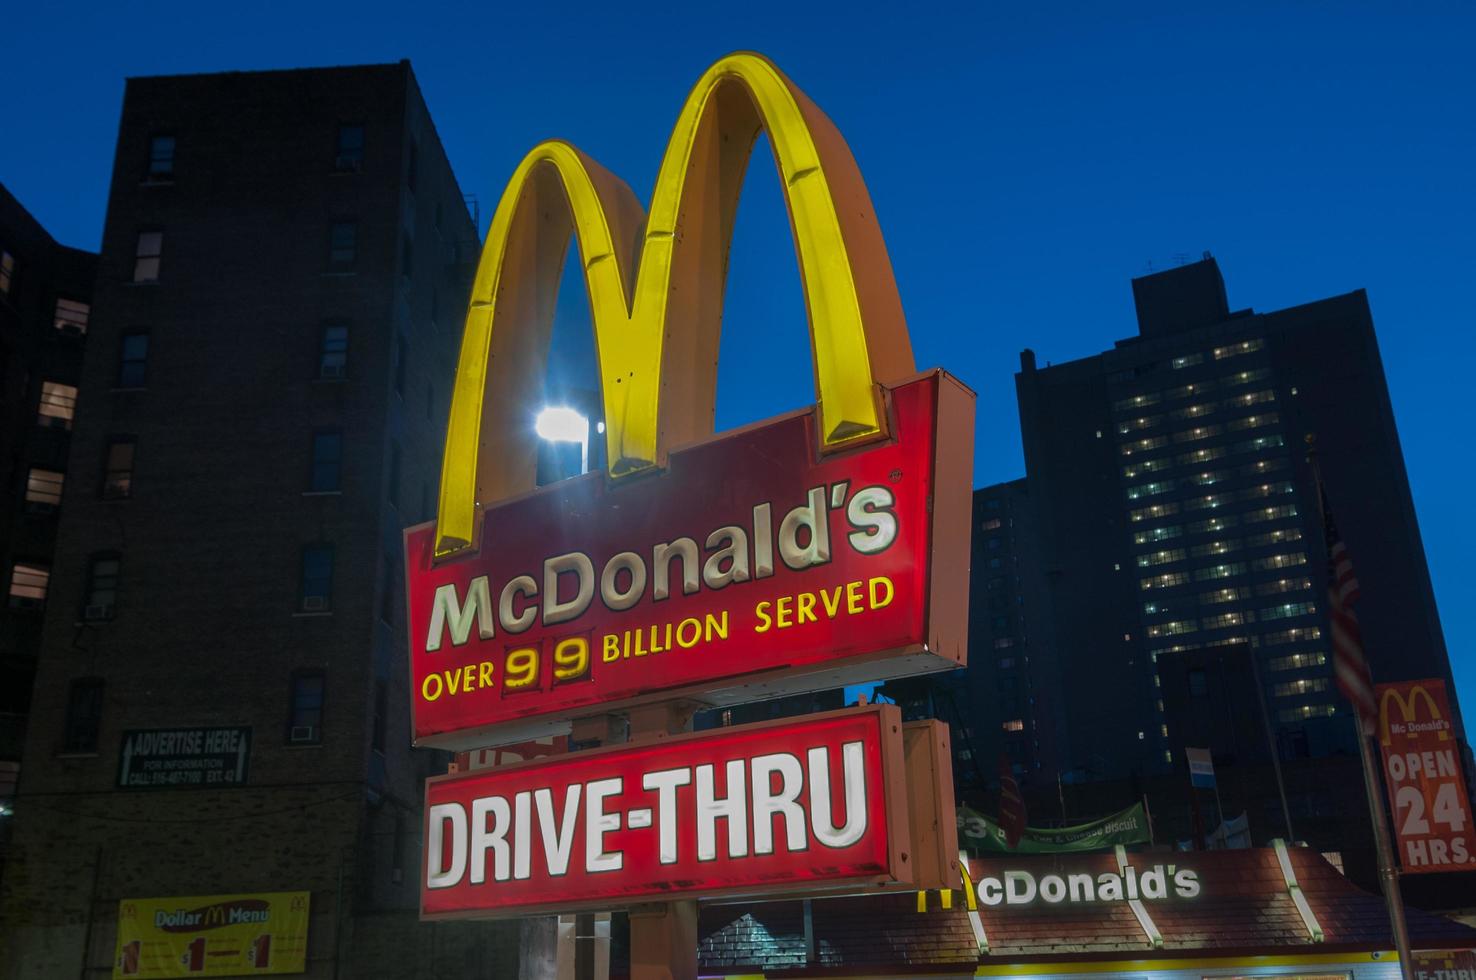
[309,431,343,492]
[0,250,13,293]
[288,672,325,743]
[53,298,90,335]
[37,381,78,429]
[63,679,105,753]
[1002,719,1024,732]
[372,679,388,753]
[8,562,50,608]
[133,231,163,282]
[327,221,357,272]
[102,437,137,499]
[335,124,365,172]
[300,545,333,612]
[25,469,65,511]
[118,333,149,388]
[147,135,175,178]
[83,553,121,621]
[318,323,348,379]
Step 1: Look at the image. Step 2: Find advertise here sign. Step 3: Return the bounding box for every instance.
[421,705,913,917]
[112,892,308,977]
[406,371,972,749]
[1377,679,1476,873]
[117,728,251,790]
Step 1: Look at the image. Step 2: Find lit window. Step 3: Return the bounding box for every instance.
[335,125,365,172]
[1187,514,1239,533]
[0,250,13,293]
[1227,412,1278,432]
[1002,719,1024,732]
[1128,502,1180,523]
[8,562,50,607]
[1136,549,1186,568]
[1263,627,1323,646]
[1198,586,1250,605]
[299,545,334,612]
[1274,677,1330,697]
[1202,611,1246,630]
[310,432,343,492]
[1172,424,1223,444]
[288,672,325,743]
[1146,620,1196,637]
[318,323,348,379]
[102,438,137,499]
[25,469,64,510]
[1193,562,1248,581]
[63,679,105,753]
[147,135,175,177]
[1269,651,1327,671]
[133,231,163,282]
[53,298,90,335]
[1261,601,1317,621]
[1172,354,1203,369]
[83,553,121,620]
[1255,577,1312,596]
[328,221,357,271]
[1213,338,1265,360]
[1140,571,1190,590]
[981,518,1002,531]
[118,333,149,387]
[993,637,1015,649]
[1253,552,1308,571]
[1278,704,1336,722]
[38,381,78,429]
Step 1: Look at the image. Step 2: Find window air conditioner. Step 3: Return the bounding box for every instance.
[290,726,317,743]
[302,595,327,612]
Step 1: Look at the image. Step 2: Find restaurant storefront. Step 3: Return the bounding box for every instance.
[695,845,1476,979]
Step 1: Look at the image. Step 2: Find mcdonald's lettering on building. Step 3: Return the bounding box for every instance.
[1376,679,1476,873]
[420,706,916,917]
[404,53,974,749]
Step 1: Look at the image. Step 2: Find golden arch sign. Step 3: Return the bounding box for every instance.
[436,52,915,557]
[407,53,973,750]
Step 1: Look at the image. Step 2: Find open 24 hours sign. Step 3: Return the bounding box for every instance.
[405,371,973,749]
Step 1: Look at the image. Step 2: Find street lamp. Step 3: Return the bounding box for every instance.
[535,406,590,475]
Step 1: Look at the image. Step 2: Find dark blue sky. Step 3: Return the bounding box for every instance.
[4,2,1472,710]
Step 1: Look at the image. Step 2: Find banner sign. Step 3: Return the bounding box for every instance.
[1186,747,1216,789]
[421,705,912,918]
[117,728,251,790]
[407,372,972,749]
[455,736,569,773]
[1376,679,1476,873]
[112,891,308,977]
[958,803,1152,854]
[1411,949,1476,980]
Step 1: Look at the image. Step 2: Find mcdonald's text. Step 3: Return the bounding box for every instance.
[420,706,910,917]
[405,372,972,749]
[1376,679,1476,873]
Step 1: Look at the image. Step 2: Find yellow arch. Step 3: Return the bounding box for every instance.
[436,52,914,556]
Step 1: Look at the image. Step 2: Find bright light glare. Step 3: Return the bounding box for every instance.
[535,406,588,443]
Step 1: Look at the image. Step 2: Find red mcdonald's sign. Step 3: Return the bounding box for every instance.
[1376,679,1476,874]
[421,705,919,917]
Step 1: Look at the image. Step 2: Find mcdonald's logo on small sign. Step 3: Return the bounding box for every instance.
[404,53,974,749]
[1376,679,1476,874]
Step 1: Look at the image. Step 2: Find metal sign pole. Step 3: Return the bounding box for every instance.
[1355,719,1415,980]
[626,702,700,980]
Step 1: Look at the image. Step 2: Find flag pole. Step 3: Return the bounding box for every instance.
[1248,646,1296,840]
[1306,435,1413,980]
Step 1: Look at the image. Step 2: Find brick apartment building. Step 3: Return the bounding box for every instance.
[0,183,96,823]
[0,63,519,976]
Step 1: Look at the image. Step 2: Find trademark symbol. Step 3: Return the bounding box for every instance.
[889,469,902,482]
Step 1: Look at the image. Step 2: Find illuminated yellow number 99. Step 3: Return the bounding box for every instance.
[504,648,539,691]
[553,638,589,683]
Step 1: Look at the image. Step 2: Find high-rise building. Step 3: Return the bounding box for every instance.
[0,183,95,826]
[1013,255,1458,784]
[941,256,1463,889]
[0,63,518,976]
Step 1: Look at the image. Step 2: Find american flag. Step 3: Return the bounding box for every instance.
[1324,492,1376,730]
[997,753,1026,849]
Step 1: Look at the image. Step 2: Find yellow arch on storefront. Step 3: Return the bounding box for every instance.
[436,52,914,556]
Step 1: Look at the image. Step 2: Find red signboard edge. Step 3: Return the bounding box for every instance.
[417,703,914,920]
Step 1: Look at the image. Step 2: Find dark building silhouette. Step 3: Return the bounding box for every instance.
[931,257,1461,893]
[0,183,95,823]
[0,64,518,975]
[1013,255,1458,784]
